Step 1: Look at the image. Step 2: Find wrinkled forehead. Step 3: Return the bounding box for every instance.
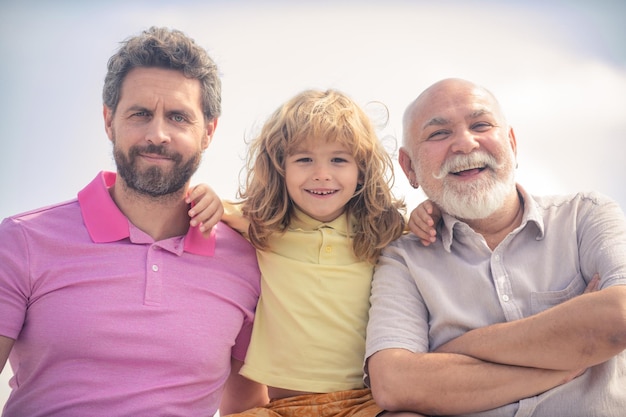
[402,80,508,148]
[419,84,498,123]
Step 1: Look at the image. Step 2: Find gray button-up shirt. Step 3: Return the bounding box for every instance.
[366,185,626,416]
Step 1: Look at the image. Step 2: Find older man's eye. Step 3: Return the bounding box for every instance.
[427,130,449,140]
[472,122,493,131]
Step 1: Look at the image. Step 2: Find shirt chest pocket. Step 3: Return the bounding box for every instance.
[530,273,587,315]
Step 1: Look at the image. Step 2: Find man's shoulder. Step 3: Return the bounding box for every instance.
[214,221,256,253]
[0,200,83,249]
[382,231,428,254]
[530,191,620,220]
[211,222,261,289]
[531,190,611,208]
[3,199,80,227]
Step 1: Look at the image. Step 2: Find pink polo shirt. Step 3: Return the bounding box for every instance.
[0,171,261,417]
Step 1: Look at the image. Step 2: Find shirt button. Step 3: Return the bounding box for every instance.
[502,294,510,302]
[152,264,159,272]
[325,246,332,253]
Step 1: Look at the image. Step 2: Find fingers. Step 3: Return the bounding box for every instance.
[186,184,224,237]
[192,200,224,236]
[408,201,437,246]
[584,273,601,294]
[186,184,211,207]
[408,220,436,246]
[421,199,435,216]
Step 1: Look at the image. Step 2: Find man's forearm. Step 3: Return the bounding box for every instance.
[368,348,574,415]
[435,286,626,371]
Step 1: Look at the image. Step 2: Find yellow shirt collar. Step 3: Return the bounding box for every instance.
[289,208,353,237]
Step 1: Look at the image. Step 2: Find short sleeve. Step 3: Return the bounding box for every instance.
[0,218,30,339]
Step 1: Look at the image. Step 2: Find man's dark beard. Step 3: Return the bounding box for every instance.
[115,143,201,198]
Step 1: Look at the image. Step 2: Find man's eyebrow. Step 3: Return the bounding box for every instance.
[167,108,194,117]
[468,109,492,119]
[125,105,150,113]
[422,117,449,129]
[421,109,494,129]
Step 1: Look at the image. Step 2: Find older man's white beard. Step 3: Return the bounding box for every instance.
[428,151,516,220]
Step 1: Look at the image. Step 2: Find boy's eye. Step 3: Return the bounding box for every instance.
[295,157,312,163]
[331,157,348,163]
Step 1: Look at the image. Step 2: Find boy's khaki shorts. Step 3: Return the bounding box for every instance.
[223,388,383,417]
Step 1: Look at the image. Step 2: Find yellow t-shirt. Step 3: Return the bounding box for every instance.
[222,203,373,392]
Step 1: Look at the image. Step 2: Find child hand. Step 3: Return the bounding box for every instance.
[186,184,224,237]
[408,199,441,246]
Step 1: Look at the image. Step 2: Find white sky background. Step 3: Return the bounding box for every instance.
[1,0,625,406]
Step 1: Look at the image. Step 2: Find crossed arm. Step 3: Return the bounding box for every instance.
[368,348,577,415]
[368,281,626,415]
[435,283,626,371]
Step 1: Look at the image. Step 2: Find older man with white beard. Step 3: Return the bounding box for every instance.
[364,78,626,417]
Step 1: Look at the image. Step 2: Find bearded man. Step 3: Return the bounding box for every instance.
[0,27,266,417]
[365,78,626,417]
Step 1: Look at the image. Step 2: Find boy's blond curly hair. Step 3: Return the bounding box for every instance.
[240,89,405,264]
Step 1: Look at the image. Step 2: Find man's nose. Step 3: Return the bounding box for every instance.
[450,129,479,154]
[145,117,171,145]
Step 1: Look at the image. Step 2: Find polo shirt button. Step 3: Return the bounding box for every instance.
[325,246,332,253]
[152,264,159,272]
[502,294,510,302]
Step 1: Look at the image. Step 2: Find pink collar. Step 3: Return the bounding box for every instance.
[77,171,215,256]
